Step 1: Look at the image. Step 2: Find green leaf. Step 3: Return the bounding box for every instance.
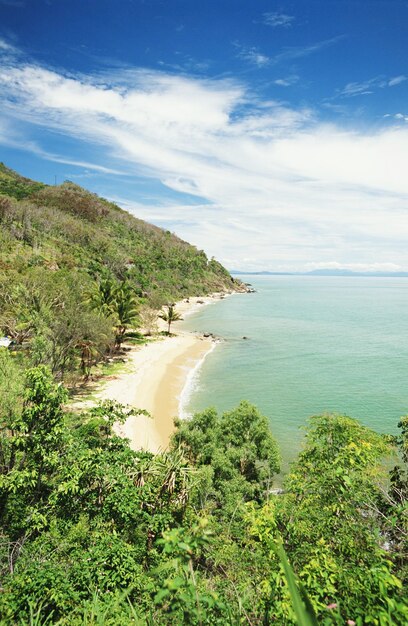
[276,542,319,626]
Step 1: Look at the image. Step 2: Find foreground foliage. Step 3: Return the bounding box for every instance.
[0,356,406,624]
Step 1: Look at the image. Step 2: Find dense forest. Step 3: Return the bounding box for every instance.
[0,165,407,624]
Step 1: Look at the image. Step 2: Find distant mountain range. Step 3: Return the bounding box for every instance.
[231,269,408,277]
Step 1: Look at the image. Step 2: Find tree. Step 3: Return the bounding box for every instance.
[139,304,159,336]
[112,281,139,345]
[0,361,67,540]
[0,269,115,379]
[87,276,117,317]
[89,278,140,347]
[159,304,182,335]
[75,315,112,380]
[380,415,408,584]
[172,401,280,515]
[250,414,406,625]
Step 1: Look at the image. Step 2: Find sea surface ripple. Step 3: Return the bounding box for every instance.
[181,276,408,463]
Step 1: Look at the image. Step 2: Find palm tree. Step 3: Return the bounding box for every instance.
[88,278,139,348]
[87,276,117,317]
[159,304,183,335]
[113,281,139,345]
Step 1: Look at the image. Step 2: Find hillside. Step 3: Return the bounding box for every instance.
[0,163,240,379]
[0,163,237,299]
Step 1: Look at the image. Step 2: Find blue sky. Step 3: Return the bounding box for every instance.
[1,0,408,271]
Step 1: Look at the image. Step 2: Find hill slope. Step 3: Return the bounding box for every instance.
[0,163,241,378]
[0,163,237,300]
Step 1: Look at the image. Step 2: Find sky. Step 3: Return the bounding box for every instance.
[0,0,408,272]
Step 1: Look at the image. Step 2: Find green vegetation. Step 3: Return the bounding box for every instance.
[0,356,406,624]
[159,304,183,335]
[0,162,46,200]
[0,164,240,380]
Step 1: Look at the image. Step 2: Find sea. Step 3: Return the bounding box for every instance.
[180,275,408,466]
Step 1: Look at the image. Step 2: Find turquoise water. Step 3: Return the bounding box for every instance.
[181,276,408,464]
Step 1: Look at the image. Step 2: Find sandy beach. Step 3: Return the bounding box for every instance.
[90,293,228,453]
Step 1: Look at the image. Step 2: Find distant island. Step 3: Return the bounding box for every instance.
[232,269,408,277]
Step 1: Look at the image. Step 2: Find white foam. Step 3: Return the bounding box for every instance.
[178,340,219,420]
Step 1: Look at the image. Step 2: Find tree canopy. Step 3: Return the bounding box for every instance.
[1,361,405,624]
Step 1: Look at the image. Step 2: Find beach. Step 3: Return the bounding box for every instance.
[91,294,227,453]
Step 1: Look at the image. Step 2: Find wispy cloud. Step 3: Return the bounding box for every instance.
[271,35,345,64]
[384,112,408,122]
[236,44,270,67]
[0,37,18,52]
[388,74,407,86]
[235,36,344,70]
[274,75,299,87]
[158,51,210,74]
[262,12,295,28]
[340,77,380,97]
[0,124,126,175]
[339,74,407,97]
[0,54,408,271]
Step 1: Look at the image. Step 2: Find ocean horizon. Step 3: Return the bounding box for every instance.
[181,275,408,464]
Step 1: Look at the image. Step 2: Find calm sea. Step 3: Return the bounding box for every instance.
[181,276,408,464]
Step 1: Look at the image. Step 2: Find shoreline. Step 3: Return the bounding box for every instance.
[179,339,218,420]
[82,292,233,453]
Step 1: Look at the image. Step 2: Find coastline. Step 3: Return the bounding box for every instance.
[85,293,230,453]
[179,339,218,420]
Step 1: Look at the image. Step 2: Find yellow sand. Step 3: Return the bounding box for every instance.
[94,294,228,452]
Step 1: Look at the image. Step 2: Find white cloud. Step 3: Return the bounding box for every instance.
[0,121,125,174]
[340,77,380,97]
[388,75,407,86]
[0,59,408,271]
[271,36,345,64]
[237,45,270,67]
[0,38,18,52]
[236,36,344,70]
[339,74,407,97]
[274,75,299,87]
[384,112,408,122]
[262,12,294,28]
